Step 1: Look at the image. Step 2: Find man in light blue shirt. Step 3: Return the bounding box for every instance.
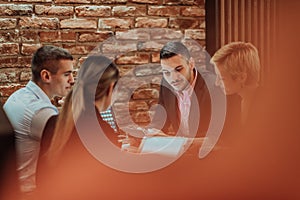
[3,45,74,194]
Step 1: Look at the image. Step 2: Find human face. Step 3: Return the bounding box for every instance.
[49,59,74,97]
[161,55,194,92]
[214,63,242,95]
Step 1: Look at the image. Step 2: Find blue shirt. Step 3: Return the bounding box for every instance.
[3,80,58,192]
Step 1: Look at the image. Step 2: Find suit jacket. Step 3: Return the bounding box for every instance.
[152,70,212,138]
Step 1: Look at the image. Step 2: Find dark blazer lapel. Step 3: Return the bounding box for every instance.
[189,71,211,137]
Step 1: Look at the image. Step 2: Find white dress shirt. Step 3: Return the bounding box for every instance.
[3,80,58,193]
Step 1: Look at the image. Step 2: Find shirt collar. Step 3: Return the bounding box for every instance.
[26,80,52,103]
[177,68,198,98]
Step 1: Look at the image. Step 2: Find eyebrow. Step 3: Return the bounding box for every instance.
[162,65,183,72]
[64,70,73,73]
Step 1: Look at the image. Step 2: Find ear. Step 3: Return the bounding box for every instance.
[40,69,52,83]
[188,57,195,70]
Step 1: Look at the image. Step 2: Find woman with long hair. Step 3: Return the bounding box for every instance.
[38,55,120,173]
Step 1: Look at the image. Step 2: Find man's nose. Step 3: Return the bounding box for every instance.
[69,74,75,85]
[170,71,178,80]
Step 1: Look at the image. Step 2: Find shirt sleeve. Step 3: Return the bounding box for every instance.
[31,108,57,140]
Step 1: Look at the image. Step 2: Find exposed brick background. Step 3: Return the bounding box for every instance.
[0,0,206,126]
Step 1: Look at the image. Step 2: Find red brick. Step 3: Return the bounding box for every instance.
[116,29,150,40]
[0,68,20,83]
[129,0,159,4]
[20,30,39,42]
[60,19,97,29]
[131,111,151,123]
[164,0,183,5]
[54,0,89,3]
[0,56,32,68]
[112,5,146,17]
[19,17,59,29]
[21,44,41,56]
[39,31,76,42]
[111,88,131,102]
[17,56,32,68]
[111,111,132,127]
[0,18,17,29]
[116,53,150,65]
[169,18,201,29]
[102,42,137,54]
[118,65,135,77]
[151,52,160,63]
[132,88,159,99]
[0,84,24,97]
[116,76,149,90]
[135,17,167,28]
[0,43,19,56]
[200,20,205,28]
[0,57,18,68]
[165,0,203,5]
[12,0,51,2]
[75,6,111,17]
[148,6,180,17]
[62,44,96,55]
[150,28,183,40]
[145,75,162,85]
[185,29,205,40]
[78,31,113,42]
[20,69,31,81]
[99,18,134,29]
[190,0,205,6]
[0,4,33,16]
[35,5,73,16]
[137,41,164,52]
[0,31,19,43]
[92,0,127,3]
[134,64,162,76]
[181,6,205,17]
[129,100,149,111]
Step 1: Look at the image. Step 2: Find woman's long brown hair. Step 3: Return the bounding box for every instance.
[44,55,119,166]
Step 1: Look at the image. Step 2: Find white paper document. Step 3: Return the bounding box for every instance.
[139,137,188,157]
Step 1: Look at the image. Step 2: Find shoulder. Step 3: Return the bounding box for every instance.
[4,88,58,129]
[5,85,55,110]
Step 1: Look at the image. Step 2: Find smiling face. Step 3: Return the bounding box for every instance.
[49,59,75,97]
[161,55,194,92]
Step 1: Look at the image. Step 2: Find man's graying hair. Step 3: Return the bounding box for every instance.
[31,45,73,82]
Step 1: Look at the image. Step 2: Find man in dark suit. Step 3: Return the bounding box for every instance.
[151,41,214,138]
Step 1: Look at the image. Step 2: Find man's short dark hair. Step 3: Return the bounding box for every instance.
[31,45,73,82]
[160,41,191,60]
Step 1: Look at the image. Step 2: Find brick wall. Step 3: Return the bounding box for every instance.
[0,0,205,125]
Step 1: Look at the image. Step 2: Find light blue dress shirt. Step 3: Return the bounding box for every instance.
[3,80,58,193]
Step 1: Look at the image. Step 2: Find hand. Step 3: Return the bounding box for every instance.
[143,128,168,137]
[57,97,66,106]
